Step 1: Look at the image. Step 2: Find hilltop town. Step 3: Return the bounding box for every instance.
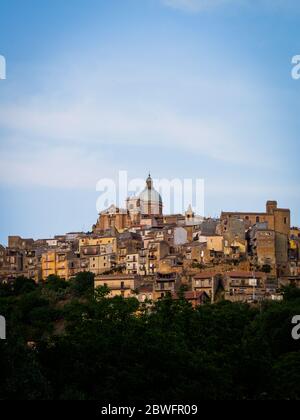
[1,175,299,305]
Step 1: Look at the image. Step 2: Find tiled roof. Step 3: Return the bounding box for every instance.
[225,271,265,278]
[193,272,216,279]
[172,291,208,300]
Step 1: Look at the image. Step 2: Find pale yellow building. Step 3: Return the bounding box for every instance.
[41,250,79,280]
[88,253,117,275]
[79,236,117,254]
[94,274,142,298]
[205,235,224,252]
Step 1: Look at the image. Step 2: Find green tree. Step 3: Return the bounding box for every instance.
[13,276,37,295]
[69,271,95,297]
[45,275,69,292]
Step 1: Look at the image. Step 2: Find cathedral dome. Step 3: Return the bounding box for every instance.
[139,174,162,216]
[139,188,162,204]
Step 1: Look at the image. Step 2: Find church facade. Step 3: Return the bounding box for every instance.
[93,174,163,233]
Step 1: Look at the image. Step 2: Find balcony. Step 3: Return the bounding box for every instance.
[127,257,137,263]
[149,245,158,251]
[155,282,174,292]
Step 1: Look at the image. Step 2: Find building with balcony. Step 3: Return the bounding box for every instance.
[94,274,142,298]
[153,272,181,300]
[224,271,267,302]
[192,272,219,301]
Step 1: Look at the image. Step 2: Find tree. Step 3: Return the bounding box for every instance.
[13,276,37,295]
[1,273,300,400]
[69,271,95,297]
[45,275,69,292]
[282,285,300,301]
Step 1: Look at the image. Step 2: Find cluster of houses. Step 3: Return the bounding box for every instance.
[0,175,299,305]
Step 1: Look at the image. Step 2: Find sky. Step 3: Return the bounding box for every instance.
[0,0,299,244]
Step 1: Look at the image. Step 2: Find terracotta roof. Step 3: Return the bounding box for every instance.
[138,284,153,293]
[225,271,265,278]
[172,291,208,300]
[221,211,269,216]
[183,242,205,248]
[95,274,139,280]
[194,272,216,279]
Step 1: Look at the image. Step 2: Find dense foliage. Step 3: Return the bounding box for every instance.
[0,273,299,400]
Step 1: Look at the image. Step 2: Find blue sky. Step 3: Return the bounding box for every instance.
[0,0,299,244]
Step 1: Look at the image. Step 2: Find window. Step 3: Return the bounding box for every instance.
[256,216,260,223]
[121,281,125,289]
[284,217,287,224]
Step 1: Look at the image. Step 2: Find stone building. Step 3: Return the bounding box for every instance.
[94,274,142,298]
[224,271,267,302]
[248,223,277,274]
[171,291,210,308]
[182,241,205,265]
[221,201,290,270]
[290,227,300,262]
[126,252,145,275]
[153,272,181,300]
[221,201,290,236]
[146,240,170,275]
[79,235,117,257]
[191,272,220,302]
[41,249,80,280]
[8,236,34,250]
[117,232,143,266]
[93,205,130,232]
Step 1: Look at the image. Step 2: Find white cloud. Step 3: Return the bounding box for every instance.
[0,43,284,190]
[0,88,276,188]
[0,144,115,189]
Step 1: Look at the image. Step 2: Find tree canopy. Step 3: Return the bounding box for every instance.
[0,274,299,400]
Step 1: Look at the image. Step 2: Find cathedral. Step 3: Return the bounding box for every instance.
[93,174,163,233]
